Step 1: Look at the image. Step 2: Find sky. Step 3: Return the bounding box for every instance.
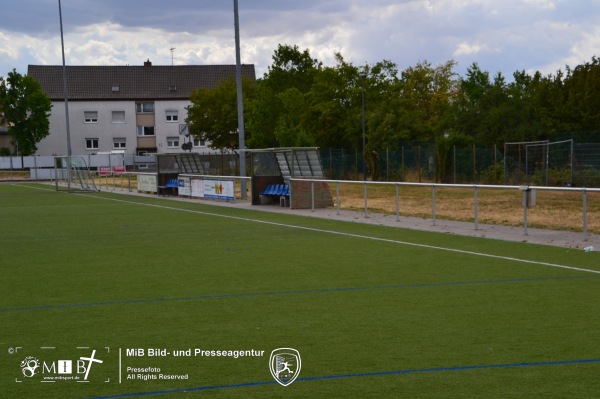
[1,0,599,80]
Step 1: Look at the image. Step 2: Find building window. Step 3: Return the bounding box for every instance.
[84,111,98,123]
[167,137,179,148]
[136,102,154,113]
[113,138,126,149]
[85,138,99,150]
[137,126,155,136]
[112,111,125,123]
[194,138,207,147]
[165,110,179,122]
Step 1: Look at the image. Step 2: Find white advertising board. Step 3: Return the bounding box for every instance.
[137,174,157,193]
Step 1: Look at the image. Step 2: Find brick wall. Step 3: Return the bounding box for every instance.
[290,180,333,209]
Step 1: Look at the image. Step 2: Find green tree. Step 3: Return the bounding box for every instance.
[186,77,256,151]
[0,69,52,155]
[560,57,600,132]
[246,44,322,148]
[398,60,459,141]
[308,53,363,149]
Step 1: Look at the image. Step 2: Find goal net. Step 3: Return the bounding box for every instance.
[54,156,98,192]
[504,139,573,186]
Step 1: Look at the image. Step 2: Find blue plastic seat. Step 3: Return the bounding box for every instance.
[261,184,274,195]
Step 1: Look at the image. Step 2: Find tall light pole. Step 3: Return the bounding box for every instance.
[58,0,73,191]
[233,0,247,199]
[361,74,366,181]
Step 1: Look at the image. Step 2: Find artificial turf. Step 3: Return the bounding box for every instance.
[1,183,599,398]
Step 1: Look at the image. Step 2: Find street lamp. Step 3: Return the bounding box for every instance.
[361,74,366,181]
[58,0,73,191]
[233,0,247,199]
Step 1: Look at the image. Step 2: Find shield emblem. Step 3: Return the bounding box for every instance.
[269,348,301,387]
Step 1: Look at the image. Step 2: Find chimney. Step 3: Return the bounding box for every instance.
[144,59,152,67]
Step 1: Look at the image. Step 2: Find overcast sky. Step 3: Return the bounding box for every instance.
[1,0,599,80]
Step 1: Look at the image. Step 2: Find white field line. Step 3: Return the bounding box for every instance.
[15,183,600,276]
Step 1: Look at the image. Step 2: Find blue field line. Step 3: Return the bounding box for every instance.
[1,275,596,313]
[87,357,600,399]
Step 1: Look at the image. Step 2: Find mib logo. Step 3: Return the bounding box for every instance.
[17,349,103,382]
[20,356,40,377]
[269,348,301,387]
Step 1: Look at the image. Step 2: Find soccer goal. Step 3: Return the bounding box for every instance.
[504,139,573,186]
[54,156,98,192]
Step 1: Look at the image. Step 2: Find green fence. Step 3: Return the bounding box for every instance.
[320,143,600,187]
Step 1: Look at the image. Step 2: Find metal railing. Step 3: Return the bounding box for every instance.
[292,178,600,241]
[94,171,599,241]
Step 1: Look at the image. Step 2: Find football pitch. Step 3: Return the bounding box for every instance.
[2,183,600,398]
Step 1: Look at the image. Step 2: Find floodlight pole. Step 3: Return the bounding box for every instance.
[234,0,247,199]
[58,0,73,191]
[361,74,366,181]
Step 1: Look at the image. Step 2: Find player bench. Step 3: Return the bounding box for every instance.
[158,178,179,196]
[260,184,290,206]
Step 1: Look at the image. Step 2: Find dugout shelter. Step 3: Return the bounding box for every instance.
[250,147,333,209]
[156,153,208,195]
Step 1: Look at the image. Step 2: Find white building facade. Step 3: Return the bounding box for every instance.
[28,62,255,156]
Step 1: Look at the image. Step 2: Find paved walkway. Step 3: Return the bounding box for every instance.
[115,189,598,250]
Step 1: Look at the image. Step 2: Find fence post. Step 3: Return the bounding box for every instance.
[336,181,340,215]
[401,146,405,182]
[395,183,400,222]
[311,180,315,212]
[453,145,456,184]
[522,188,528,236]
[493,144,497,170]
[474,185,479,230]
[472,144,476,183]
[583,189,588,241]
[355,148,358,180]
[418,146,422,183]
[330,148,333,178]
[432,185,436,226]
[363,181,368,217]
[341,148,345,180]
[386,147,390,182]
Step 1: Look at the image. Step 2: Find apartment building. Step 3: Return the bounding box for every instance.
[28,61,255,156]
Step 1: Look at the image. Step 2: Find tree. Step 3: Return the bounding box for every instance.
[0,69,52,155]
[246,44,322,148]
[308,53,363,149]
[398,60,459,141]
[186,77,256,151]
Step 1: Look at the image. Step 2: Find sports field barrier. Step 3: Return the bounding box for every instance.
[291,178,600,242]
[101,173,600,241]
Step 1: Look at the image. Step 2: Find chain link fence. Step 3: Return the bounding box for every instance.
[320,142,600,187]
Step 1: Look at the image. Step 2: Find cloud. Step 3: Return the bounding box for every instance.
[1,0,599,82]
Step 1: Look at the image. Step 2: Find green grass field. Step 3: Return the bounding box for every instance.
[2,183,600,399]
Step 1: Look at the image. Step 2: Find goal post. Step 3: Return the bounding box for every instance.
[504,140,573,186]
[54,156,98,192]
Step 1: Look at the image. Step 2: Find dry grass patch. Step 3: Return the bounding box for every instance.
[0,171,30,180]
[330,182,600,233]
